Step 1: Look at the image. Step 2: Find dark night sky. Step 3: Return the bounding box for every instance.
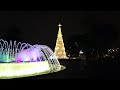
[0,11,120,50]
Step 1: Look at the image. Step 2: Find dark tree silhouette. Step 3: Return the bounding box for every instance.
[66,24,119,58]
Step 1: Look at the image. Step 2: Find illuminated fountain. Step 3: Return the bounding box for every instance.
[0,39,65,79]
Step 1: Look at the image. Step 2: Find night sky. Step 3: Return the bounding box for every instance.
[0,11,120,50]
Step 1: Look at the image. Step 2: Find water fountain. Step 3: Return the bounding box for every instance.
[0,39,65,79]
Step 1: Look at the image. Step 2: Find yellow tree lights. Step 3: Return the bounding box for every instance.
[54,23,68,59]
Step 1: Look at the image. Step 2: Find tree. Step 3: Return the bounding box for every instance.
[54,23,67,59]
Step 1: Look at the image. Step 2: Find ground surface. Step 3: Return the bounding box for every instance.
[9,59,120,79]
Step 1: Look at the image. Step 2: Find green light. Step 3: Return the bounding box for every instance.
[2,53,12,62]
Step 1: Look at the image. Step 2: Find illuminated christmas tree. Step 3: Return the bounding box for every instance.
[54,23,68,59]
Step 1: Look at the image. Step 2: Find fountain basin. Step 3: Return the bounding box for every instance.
[0,39,66,79]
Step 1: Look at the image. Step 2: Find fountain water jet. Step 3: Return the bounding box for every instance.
[0,39,65,79]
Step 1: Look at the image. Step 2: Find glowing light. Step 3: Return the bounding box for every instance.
[112,49,115,52]
[54,23,68,59]
[0,39,65,79]
[0,61,50,77]
[79,50,83,54]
